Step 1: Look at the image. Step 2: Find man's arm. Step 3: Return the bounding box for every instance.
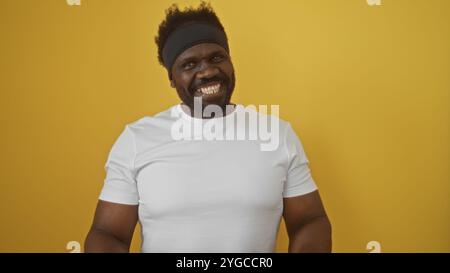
[283,190,332,253]
[84,200,138,253]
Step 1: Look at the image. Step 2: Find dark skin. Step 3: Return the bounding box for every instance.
[85,42,332,253]
[85,201,137,252]
[283,191,332,252]
[169,43,236,117]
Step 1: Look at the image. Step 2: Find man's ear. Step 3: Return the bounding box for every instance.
[168,71,176,88]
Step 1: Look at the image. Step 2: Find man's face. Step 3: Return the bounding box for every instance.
[170,43,235,113]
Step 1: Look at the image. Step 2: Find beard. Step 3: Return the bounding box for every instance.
[179,72,236,115]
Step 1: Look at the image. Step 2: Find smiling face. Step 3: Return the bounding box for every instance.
[170,43,235,115]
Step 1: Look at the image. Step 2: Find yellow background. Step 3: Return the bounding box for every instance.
[0,0,448,252]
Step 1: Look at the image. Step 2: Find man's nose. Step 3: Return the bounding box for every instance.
[196,61,219,79]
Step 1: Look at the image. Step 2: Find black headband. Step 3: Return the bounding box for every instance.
[162,22,229,71]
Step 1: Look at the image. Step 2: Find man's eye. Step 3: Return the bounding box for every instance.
[211,55,224,62]
[183,62,195,70]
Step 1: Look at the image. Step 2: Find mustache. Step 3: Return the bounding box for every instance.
[189,75,229,91]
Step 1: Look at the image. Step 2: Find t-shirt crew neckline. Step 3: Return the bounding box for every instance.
[176,103,241,123]
[175,103,242,139]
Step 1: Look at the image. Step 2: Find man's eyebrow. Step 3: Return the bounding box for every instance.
[178,56,197,64]
[178,50,226,63]
[206,50,226,57]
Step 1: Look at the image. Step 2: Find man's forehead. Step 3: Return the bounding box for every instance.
[177,43,227,61]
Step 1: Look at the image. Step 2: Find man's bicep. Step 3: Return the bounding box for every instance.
[282,190,328,234]
[90,200,139,245]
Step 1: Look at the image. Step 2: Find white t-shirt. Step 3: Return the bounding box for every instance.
[99,104,317,252]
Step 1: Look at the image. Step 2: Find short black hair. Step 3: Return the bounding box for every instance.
[155,1,226,67]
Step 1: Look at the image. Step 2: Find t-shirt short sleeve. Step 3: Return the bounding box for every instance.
[99,125,139,205]
[283,123,318,198]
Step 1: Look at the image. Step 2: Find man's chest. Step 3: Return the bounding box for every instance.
[134,140,287,217]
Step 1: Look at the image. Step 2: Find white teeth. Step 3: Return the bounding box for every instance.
[197,84,221,95]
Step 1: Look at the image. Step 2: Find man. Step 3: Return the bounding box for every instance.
[85,2,331,253]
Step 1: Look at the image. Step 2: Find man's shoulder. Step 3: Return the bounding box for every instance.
[236,104,290,130]
[126,105,179,133]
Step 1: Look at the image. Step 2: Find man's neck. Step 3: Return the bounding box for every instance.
[180,102,237,119]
